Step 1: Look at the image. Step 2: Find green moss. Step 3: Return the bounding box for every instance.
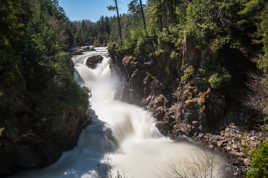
[246,141,268,178]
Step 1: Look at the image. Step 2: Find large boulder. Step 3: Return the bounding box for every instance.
[86,55,103,69]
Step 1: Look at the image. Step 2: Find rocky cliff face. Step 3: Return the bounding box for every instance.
[109,41,267,176]
[0,111,91,176]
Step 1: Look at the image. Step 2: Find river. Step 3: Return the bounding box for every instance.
[14,47,228,178]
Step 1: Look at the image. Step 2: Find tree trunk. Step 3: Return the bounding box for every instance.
[139,0,147,34]
[114,0,122,43]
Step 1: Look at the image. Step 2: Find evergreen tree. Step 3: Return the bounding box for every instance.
[107,0,122,43]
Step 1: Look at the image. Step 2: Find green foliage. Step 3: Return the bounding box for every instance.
[246,141,268,178]
[133,32,148,55]
[107,6,116,11]
[128,0,140,14]
[239,0,265,15]
[208,72,231,89]
[123,30,141,52]
[0,128,5,137]
[263,106,268,115]
[0,0,31,47]
[0,0,89,140]
[111,28,147,56]
[108,0,265,94]
[182,66,195,82]
[196,65,231,89]
[261,76,268,89]
[263,4,268,57]
[76,0,146,47]
[259,3,268,73]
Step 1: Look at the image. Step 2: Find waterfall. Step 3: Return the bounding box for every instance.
[14,47,228,178]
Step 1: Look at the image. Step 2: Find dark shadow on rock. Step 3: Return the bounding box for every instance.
[212,47,263,131]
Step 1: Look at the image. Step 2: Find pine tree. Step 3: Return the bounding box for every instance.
[107,0,122,43]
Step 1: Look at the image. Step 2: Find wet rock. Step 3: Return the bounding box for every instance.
[86,55,103,69]
[153,107,166,120]
[156,121,169,135]
[71,46,95,55]
[83,46,95,52]
[198,133,204,138]
[72,50,83,55]
[149,94,168,109]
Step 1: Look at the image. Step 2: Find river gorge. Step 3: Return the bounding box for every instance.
[13,47,229,178]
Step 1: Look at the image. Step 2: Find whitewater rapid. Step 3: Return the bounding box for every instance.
[14,47,228,178]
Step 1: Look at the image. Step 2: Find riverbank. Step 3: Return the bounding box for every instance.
[109,42,268,177]
[0,49,91,177]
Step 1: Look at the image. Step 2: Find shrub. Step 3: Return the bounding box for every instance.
[182,65,195,82]
[246,141,268,178]
[121,29,146,54]
[259,3,268,73]
[208,69,231,89]
[261,76,268,89]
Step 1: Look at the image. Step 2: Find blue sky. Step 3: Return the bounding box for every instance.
[59,0,141,22]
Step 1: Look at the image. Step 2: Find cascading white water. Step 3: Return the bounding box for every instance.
[14,47,228,178]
